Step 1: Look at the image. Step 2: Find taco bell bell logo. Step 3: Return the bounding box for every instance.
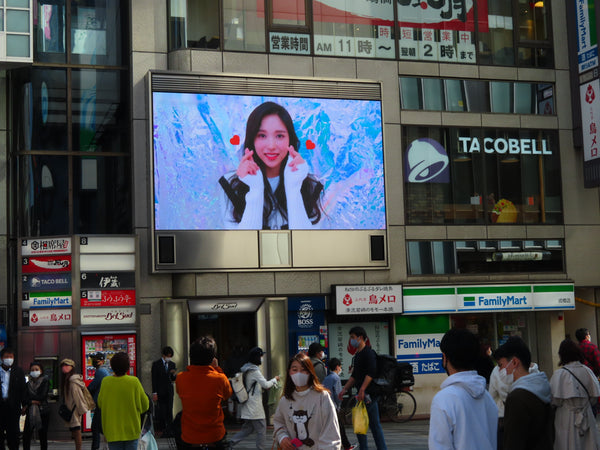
[405,138,450,183]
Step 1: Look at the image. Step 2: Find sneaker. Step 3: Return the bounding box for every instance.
[345,445,357,450]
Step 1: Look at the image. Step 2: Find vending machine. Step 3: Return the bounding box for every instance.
[81,333,137,430]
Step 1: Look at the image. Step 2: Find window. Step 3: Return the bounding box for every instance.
[169,0,221,51]
[399,77,554,115]
[407,240,564,275]
[223,0,265,51]
[12,1,131,236]
[313,0,394,59]
[3,0,32,60]
[403,127,563,225]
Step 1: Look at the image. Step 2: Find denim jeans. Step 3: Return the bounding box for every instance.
[230,419,266,449]
[108,439,138,450]
[356,397,387,450]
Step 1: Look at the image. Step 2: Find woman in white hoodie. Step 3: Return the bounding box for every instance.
[230,347,279,450]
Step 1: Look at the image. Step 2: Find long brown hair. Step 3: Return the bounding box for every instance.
[283,353,327,400]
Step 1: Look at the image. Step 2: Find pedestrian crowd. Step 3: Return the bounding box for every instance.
[2,325,600,449]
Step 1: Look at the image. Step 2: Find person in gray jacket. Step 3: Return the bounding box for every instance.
[230,347,279,449]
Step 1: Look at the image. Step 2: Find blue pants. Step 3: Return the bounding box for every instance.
[108,440,138,450]
[356,397,387,450]
[230,419,266,449]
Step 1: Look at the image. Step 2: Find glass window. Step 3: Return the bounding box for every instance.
[72,69,128,153]
[71,0,123,65]
[314,0,394,59]
[422,79,444,111]
[514,83,535,114]
[407,241,433,275]
[400,77,421,110]
[223,0,265,52]
[445,79,466,112]
[272,0,306,27]
[35,1,66,63]
[74,156,132,233]
[490,81,512,113]
[432,241,456,274]
[464,80,490,113]
[478,0,514,66]
[6,35,30,57]
[184,0,220,50]
[168,0,186,50]
[19,155,70,236]
[13,68,68,151]
[404,126,562,225]
[6,9,29,32]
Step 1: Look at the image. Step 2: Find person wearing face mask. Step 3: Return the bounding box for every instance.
[498,336,554,450]
[151,345,177,438]
[489,345,540,449]
[0,347,26,450]
[273,353,341,450]
[323,358,355,450]
[23,362,49,450]
[230,346,280,449]
[338,327,387,450]
[428,329,497,450]
[308,343,327,383]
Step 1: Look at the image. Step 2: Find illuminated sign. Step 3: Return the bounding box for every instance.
[80,272,135,289]
[80,289,136,307]
[80,307,136,325]
[22,273,72,292]
[22,255,72,273]
[335,284,403,315]
[457,137,551,155]
[21,238,71,255]
[24,309,72,327]
[22,291,72,309]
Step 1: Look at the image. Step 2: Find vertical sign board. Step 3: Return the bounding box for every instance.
[395,315,449,375]
[581,78,600,187]
[577,0,599,74]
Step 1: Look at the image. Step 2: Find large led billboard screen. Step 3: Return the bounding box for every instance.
[152,92,385,231]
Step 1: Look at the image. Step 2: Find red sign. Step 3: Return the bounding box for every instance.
[80,289,136,307]
[22,255,72,273]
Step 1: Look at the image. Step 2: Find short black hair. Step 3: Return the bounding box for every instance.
[328,358,341,372]
[439,328,479,371]
[496,336,532,368]
[558,339,585,366]
[349,326,367,339]
[308,342,324,357]
[110,352,130,376]
[575,328,590,343]
[0,347,15,358]
[190,337,216,365]
[162,346,174,357]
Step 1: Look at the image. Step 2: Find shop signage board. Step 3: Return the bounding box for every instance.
[335,284,403,315]
[80,307,136,325]
[402,283,575,314]
[80,289,136,307]
[269,32,310,55]
[457,285,533,312]
[21,238,71,255]
[402,287,456,314]
[80,271,135,289]
[24,309,72,327]
[576,0,598,74]
[22,273,71,292]
[22,255,72,273]
[22,291,72,309]
[395,315,449,375]
[533,285,575,309]
[329,322,390,376]
[581,78,600,163]
[288,297,327,357]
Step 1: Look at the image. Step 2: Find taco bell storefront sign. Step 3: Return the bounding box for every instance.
[335,284,403,315]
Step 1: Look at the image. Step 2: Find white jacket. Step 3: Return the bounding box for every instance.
[429,370,498,450]
[238,363,277,420]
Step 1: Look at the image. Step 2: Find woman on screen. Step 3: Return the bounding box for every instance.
[219,101,324,230]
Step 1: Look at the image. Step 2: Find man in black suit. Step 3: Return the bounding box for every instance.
[151,346,177,437]
[0,347,26,450]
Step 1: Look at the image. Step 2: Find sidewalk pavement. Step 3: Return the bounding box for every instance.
[30,419,430,449]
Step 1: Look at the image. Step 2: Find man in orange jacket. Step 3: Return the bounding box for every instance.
[175,337,232,448]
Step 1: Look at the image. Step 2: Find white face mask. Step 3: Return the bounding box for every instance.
[290,372,310,387]
[30,370,41,378]
[498,367,514,384]
[2,358,14,367]
[164,357,171,363]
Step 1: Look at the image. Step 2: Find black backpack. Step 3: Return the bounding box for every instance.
[369,353,414,394]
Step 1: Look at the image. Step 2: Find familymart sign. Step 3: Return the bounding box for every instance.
[402,284,575,314]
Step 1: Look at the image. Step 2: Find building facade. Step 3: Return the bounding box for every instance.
[2,0,600,420]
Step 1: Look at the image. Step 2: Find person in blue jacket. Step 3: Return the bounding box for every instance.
[87,353,110,450]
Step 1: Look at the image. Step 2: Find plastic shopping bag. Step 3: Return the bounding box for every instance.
[138,413,159,450]
[352,400,369,435]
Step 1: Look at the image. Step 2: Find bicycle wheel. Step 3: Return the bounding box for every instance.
[389,391,416,423]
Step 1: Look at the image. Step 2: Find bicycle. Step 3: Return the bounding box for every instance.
[341,386,417,424]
